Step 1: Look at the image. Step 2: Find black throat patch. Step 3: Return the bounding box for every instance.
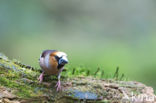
[57,64,64,69]
[55,56,64,69]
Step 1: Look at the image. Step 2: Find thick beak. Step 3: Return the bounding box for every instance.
[62,59,68,64]
[59,56,68,65]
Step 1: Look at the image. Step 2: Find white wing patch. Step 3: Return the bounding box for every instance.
[44,53,50,69]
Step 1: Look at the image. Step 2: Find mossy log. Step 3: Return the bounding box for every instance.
[0,53,155,103]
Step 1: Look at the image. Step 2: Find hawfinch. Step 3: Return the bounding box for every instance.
[38,50,68,91]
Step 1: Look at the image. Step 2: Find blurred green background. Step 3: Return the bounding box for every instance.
[0,0,156,89]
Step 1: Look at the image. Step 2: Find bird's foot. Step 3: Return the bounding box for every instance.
[38,73,44,83]
[55,80,61,91]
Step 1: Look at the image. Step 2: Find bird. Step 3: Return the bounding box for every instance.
[38,50,68,91]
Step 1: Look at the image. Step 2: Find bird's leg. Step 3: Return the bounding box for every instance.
[55,73,61,91]
[38,72,44,83]
[55,68,63,91]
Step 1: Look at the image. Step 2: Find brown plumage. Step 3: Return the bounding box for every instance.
[38,50,68,91]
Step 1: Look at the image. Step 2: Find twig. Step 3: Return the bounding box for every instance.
[94,67,100,76]
[86,70,90,76]
[72,68,76,75]
[113,67,119,80]
[101,70,104,78]
[119,73,124,80]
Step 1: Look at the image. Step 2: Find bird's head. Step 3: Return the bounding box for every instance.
[52,51,68,68]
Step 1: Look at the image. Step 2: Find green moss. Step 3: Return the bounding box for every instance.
[0,72,40,98]
[0,58,44,98]
[0,53,150,103]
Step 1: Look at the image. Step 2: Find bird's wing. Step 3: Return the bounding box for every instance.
[39,50,57,69]
[39,50,59,75]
